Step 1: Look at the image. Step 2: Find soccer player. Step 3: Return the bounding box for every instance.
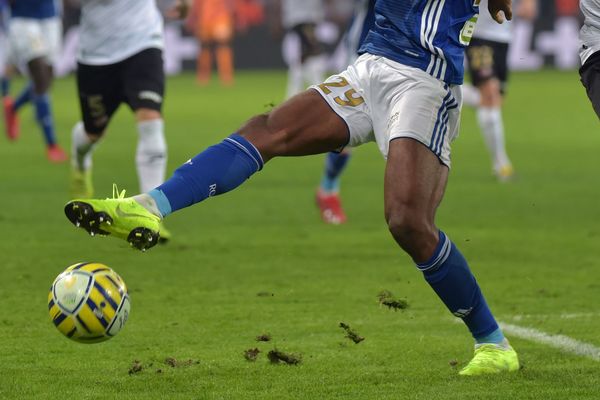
[315,0,375,225]
[4,0,67,162]
[462,0,536,181]
[186,0,236,86]
[280,0,327,99]
[65,0,518,375]
[580,0,600,119]
[69,0,189,240]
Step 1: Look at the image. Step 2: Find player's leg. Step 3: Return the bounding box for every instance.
[71,61,121,198]
[1,64,19,140]
[197,34,213,85]
[316,150,351,224]
[384,138,517,376]
[580,51,600,119]
[466,40,512,180]
[214,20,234,86]
[65,88,352,250]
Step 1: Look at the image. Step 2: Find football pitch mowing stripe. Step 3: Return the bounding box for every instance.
[1,70,600,399]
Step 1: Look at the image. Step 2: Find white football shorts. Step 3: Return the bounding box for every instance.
[310,53,462,167]
[8,17,62,69]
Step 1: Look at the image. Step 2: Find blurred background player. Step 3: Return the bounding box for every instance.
[186,0,236,86]
[462,0,536,181]
[315,0,374,225]
[279,0,327,99]
[580,0,600,119]
[4,0,67,163]
[70,0,189,241]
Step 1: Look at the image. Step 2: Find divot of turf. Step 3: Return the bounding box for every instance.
[339,322,365,344]
[128,360,143,375]
[448,360,459,368]
[256,333,272,342]
[377,290,409,311]
[165,357,200,368]
[267,349,302,365]
[244,348,261,362]
[257,291,274,297]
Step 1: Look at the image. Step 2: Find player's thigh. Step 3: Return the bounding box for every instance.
[8,18,47,68]
[77,62,122,135]
[121,48,165,114]
[466,38,496,88]
[580,53,600,120]
[239,89,351,160]
[40,17,62,68]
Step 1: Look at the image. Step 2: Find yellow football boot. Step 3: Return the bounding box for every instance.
[459,343,519,376]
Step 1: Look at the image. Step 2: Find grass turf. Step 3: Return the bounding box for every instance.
[0,70,599,399]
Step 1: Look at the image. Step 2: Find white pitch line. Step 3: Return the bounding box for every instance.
[499,321,600,362]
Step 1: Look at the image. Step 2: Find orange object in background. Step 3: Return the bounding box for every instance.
[187,0,236,85]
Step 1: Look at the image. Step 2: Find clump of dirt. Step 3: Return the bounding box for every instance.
[377,290,409,311]
[256,333,272,342]
[267,349,302,365]
[339,322,365,344]
[128,360,143,375]
[257,291,274,297]
[448,359,459,368]
[244,348,261,362]
[165,357,200,368]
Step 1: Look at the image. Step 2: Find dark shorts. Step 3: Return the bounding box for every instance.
[291,23,323,62]
[580,51,600,120]
[466,38,509,93]
[77,48,165,134]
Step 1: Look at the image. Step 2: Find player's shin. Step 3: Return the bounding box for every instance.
[418,231,506,345]
[33,93,57,146]
[136,119,167,193]
[143,133,264,218]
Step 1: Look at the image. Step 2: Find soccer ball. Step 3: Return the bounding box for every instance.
[48,262,130,343]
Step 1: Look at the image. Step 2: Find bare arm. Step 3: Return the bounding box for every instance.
[487,0,512,23]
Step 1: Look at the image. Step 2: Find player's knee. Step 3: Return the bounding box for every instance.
[386,204,429,247]
[135,108,162,122]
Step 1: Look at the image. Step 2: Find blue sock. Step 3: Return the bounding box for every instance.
[33,93,57,146]
[1,77,10,98]
[149,134,264,217]
[14,83,33,111]
[320,151,350,192]
[418,231,504,343]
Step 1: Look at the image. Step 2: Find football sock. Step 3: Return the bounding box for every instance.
[33,93,57,146]
[14,83,33,111]
[286,63,304,98]
[71,121,97,171]
[477,107,511,170]
[216,45,234,85]
[303,55,326,86]
[461,84,481,107]
[136,119,167,193]
[198,49,212,83]
[320,151,350,193]
[148,133,263,217]
[417,231,504,343]
[1,77,10,97]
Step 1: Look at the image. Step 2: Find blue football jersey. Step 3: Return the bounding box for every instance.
[360,0,480,84]
[10,0,60,19]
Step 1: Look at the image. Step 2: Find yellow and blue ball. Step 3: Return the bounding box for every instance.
[48,262,130,343]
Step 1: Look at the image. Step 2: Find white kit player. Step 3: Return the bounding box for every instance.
[280,0,327,98]
[580,0,600,119]
[70,0,189,241]
[463,0,536,181]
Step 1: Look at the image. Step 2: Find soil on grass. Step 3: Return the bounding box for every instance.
[339,322,365,344]
[267,349,302,365]
[377,290,409,311]
[244,348,261,361]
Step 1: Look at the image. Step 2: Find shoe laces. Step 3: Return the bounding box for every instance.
[112,183,127,199]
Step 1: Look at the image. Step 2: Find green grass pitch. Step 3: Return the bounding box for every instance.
[1,70,599,399]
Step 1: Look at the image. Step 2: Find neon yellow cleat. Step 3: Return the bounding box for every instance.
[158,222,172,244]
[459,343,519,376]
[70,168,94,198]
[495,164,515,182]
[64,185,161,251]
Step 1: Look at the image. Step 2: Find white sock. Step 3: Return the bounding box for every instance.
[476,107,511,170]
[136,118,167,193]
[133,193,163,219]
[286,62,304,98]
[71,121,97,171]
[462,84,481,108]
[303,55,326,86]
